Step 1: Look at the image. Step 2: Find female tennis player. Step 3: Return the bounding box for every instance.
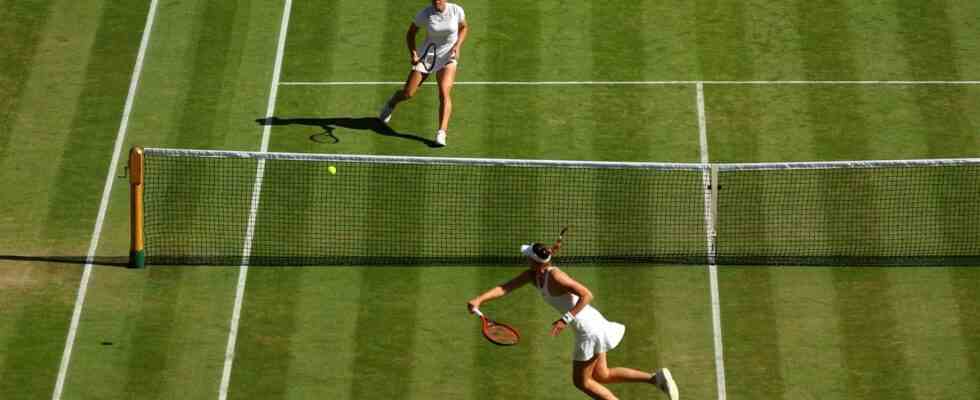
[378,0,468,147]
[467,240,680,400]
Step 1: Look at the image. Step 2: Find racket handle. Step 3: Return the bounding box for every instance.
[472,308,484,318]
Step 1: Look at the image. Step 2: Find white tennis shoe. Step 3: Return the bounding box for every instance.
[654,368,679,400]
[378,103,394,123]
[435,130,447,147]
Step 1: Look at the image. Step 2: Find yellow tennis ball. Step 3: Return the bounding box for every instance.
[327,165,337,175]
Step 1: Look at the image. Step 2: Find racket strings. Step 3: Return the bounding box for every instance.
[485,323,519,345]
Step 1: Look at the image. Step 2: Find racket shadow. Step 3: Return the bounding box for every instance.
[255,116,441,147]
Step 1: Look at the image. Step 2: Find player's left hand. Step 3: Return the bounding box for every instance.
[450,46,460,61]
[550,319,566,336]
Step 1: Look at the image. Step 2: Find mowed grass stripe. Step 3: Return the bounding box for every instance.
[282,0,338,81]
[771,270,847,400]
[174,0,241,148]
[0,0,105,251]
[0,287,76,399]
[0,0,54,162]
[283,269,364,399]
[945,1,980,77]
[695,0,751,81]
[42,0,148,245]
[893,1,979,156]
[951,269,980,398]
[886,269,977,399]
[121,268,186,400]
[231,266,302,399]
[702,1,800,163]
[832,269,913,399]
[896,0,962,81]
[718,268,785,399]
[406,269,479,398]
[0,1,110,398]
[591,1,644,81]
[797,0,870,159]
[348,267,422,399]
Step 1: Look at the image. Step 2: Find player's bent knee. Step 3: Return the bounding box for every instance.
[593,369,612,384]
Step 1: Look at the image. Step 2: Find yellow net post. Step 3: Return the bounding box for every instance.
[129,146,145,268]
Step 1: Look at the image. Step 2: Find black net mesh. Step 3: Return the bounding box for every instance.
[715,164,980,265]
[142,150,707,266]
[141,149,980,266]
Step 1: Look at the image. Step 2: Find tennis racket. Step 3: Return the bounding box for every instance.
[420,43,437,73]
[551,226,569,255]
[472,308,520,346]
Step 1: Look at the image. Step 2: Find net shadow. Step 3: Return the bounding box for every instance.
[0,255,130,267]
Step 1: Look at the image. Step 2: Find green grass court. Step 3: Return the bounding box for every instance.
[2,1,980,399]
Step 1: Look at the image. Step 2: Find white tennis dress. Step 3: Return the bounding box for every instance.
[412,3,466,74]
[538,267,626,361]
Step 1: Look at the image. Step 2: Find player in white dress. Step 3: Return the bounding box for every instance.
[467,239,680,400]
[379,0,468,147]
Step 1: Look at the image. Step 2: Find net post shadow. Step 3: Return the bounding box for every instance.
[255,116,441,147]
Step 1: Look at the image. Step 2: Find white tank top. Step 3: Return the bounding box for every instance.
[537,267,601,319]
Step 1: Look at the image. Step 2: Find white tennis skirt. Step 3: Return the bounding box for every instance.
[412,52,457,75]
[571,309,626,361]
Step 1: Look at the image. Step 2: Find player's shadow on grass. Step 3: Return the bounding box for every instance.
[255,117,441,147]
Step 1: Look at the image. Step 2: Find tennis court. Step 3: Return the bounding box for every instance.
[1,1,979,400]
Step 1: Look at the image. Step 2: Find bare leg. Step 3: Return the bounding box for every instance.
[388,70,427,107]
[591,352,654,384]
[435,63,457,132]
[573,357,619,400]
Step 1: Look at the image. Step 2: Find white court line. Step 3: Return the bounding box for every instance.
[217,1,291,399]
[51,1,160,399]
[697,82,727,400]
[279,80,980,86]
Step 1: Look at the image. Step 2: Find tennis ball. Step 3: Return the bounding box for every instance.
[327,165,337,175]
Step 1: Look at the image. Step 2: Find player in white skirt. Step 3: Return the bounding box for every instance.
[467,240,679,400]
[378,0,468,147]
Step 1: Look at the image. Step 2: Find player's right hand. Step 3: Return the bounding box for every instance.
[467,299,480,314]
[410,51,420,65]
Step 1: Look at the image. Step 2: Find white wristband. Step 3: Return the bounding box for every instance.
[561,312,574,324]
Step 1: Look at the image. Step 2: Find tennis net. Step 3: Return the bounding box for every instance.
[132,148,980,266]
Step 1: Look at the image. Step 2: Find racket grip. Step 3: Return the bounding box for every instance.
[472,308,484,317]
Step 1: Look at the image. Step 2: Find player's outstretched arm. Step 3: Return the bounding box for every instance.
[467,269,532,312]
